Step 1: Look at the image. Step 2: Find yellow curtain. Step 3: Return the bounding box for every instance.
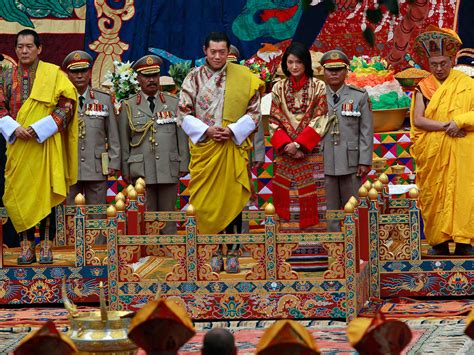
[4,61,78,232]
[410,71,474,245]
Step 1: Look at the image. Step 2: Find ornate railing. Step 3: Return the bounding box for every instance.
[101,184,369,322]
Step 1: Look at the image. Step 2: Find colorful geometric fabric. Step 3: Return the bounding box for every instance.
[108,131,416,207]
[369,130,415,184]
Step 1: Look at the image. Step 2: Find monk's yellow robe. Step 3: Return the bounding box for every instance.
[410,70,474,246]
[189,64,264,234]
[4,61,78,232]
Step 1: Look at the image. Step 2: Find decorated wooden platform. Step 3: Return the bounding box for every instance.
[362,178,474,299]
[0,206,107,304]
[0,174,472,321]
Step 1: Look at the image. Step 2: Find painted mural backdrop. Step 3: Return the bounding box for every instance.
[1,1,466,83]
[83,0,459,86]
[0,1,86,67]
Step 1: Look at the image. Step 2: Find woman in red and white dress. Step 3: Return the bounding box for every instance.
[269,42,330,272]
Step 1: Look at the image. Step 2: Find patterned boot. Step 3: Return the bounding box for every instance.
[210,249,224,273]
[39,239,53,264]
[17,239,36,265]
[225,252,240,274]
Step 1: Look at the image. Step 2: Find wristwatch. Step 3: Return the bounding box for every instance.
[293,142,301,150]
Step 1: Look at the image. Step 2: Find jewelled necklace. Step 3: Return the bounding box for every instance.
[285,78,310,114]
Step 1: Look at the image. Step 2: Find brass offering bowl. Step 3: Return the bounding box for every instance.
[391,164,406,175]
[372,107,408,132]
[372,157,387,172]
[62,278,137,354]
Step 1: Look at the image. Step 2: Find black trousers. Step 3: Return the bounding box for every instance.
[25,208,56,242]
[2,219,19,248]
[221,212,242,253]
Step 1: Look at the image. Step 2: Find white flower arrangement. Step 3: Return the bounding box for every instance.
[104,60,139,101]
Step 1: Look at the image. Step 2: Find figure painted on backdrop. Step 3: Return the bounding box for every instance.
[0,29,78,264]
[321,49,373,232]
[411,26,474,256]
[178,32,264,273]
[227,44,266,235]
[63,51,121,215]
[269,42,330,271]
[119,55,189,235]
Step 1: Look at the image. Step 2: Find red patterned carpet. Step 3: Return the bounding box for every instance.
[359,297,474,318]
[0,318,471,354]
[0,299,473,354]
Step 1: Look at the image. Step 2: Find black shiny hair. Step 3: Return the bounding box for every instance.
[281,42,313,78]
[15,29,41,48]
[204,32,230,49]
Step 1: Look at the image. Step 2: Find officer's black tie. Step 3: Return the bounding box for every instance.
[333,93,339,104]
[148,96,155,113]
[79,96,85,110]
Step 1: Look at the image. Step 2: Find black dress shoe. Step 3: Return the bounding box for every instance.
[428,241,450,255]
[454,243,473,256]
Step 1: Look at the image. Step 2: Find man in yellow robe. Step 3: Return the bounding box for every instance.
[0,30,78,264]
[411,26,474,256]
[178,32,264,272]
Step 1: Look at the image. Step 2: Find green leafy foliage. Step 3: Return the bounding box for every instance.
[169,62,193,90]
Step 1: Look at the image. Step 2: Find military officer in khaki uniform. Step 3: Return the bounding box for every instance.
[63,50,121,206]
[118,55,190,234]
[321,50,373,231]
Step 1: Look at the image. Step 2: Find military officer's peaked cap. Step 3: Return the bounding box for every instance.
[227,45,240,62]
[133,55,163,75]
[62,50,93,71]
[320,50,350,69]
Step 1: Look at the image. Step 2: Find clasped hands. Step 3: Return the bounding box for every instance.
[284,142,304,159]
[205,126,233,142]
[14,126,38,140]
[444,120,466,138]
